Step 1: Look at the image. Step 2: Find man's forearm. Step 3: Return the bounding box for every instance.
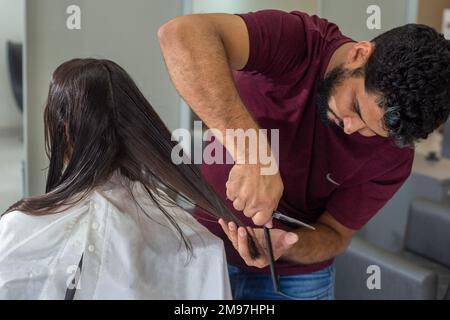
[281,223,350,265]
[158,15,259,159]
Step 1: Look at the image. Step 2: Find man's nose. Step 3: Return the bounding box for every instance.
[343,117,365,135]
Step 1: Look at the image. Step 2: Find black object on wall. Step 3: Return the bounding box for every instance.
[7,41,23,113]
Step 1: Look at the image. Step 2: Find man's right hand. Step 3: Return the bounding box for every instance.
[226,162,283,226]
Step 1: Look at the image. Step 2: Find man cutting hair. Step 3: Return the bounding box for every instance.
[158,9,450,299]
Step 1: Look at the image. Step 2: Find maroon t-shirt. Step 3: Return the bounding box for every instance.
[193,10,414,275]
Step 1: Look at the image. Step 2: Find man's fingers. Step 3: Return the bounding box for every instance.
[226,187,237,202]
[283,232,299,246]
[252,210,273,226]
[237,227,252,263]
[273,231,299,254]
[243,205,258,218]
[218,219,231,239]
[232,198,246,211]
[246,226,266,253]
[237,227,267,268]
[228,222,238,248]
[264,221,273,228]
[219,219,239,250]
[246,226,257,238]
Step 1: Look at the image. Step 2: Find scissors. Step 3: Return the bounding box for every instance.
[264,211,315,293]
[272,211,316,230]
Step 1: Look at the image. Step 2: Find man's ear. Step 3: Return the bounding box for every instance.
[346,41,374,68]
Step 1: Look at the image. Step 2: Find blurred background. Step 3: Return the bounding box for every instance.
[0,0,24,215]
[0,0,449,299]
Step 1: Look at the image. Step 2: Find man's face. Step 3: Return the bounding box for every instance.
[316,65,389,138]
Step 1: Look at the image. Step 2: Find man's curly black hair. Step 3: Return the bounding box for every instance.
[365,24,450,147]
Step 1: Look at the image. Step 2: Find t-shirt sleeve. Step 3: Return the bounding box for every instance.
[236,9,350,78]
[325,154,414,230]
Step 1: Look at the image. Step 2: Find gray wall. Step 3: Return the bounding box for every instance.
[0,0,24,130]
[25,0,183,196]
[319,0,415,40]
[192,0,317,14]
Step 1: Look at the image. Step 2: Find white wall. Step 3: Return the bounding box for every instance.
[25,0,183,196]
[0,0,24,130]
[193,0,317,14]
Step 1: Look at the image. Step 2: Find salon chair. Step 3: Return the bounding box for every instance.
[335,236,437,300]
[335,198,450,300]
[402,198,450,299]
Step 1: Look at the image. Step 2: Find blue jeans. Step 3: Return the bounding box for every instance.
[228,264,335,300]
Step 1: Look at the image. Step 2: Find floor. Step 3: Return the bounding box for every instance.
[0,130,24,213]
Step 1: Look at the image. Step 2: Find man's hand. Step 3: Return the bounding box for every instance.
[219,219,298,268]
[225,163,283,226]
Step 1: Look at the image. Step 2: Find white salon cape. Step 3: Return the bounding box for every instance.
[0,174,232,299]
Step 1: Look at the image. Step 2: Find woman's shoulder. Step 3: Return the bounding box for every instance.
[0,210,30,250]
[0,210,41,232]
[0,200,90,227]
[0,203,90,254]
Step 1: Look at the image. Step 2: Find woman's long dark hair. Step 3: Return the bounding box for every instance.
[4,58,258,258]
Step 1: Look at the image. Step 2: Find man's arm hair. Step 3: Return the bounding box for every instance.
[158,14,259,159]
[282,211,356,264]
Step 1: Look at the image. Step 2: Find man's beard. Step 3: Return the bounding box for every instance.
[316,65,350,128]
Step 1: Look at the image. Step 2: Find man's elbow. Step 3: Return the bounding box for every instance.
[336,234,352,256]
[158,16,194,48]
[158,17,182,47]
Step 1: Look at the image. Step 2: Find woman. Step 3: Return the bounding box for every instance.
[0,58,258,299]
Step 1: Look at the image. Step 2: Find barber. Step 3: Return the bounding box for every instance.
[158,10,450,299]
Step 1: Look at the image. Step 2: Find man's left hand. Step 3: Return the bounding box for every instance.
[218,219,299,268]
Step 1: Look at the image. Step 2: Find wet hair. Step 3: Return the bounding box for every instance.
[4,58,258,258]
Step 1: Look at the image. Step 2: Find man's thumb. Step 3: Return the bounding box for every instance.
[284,232,299,246]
